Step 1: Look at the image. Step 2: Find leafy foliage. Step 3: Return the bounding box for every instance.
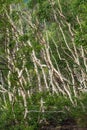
[0,0,87,129]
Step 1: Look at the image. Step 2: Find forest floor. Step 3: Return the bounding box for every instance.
[39,118,87,130]
[40,125,87,130]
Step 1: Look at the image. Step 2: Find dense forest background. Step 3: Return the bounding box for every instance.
[0,0,87,129]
